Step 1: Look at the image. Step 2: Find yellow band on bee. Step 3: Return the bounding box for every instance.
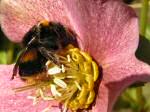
[40,20,49,26]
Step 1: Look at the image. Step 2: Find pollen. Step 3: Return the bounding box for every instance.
[61,64,65,73]
[67,55,71,62]
[53,78,67,89]
[50,84,62,97]
[48,66,62,75]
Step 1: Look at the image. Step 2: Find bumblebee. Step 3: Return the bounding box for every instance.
[12,20,78,79]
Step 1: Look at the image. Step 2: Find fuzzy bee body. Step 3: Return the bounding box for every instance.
[12,20,77,79]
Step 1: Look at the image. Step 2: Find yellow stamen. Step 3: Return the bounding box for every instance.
[74,81,82,91]
[39,89,54,100]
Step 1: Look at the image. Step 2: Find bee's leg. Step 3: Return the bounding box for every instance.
[11,64,18,80]
[38,47,60,66]
[11,54,22,80]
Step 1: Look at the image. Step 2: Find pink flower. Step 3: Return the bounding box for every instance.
[1,0,150,112]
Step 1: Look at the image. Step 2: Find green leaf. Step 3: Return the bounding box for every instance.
[0,51,7,64]
[145,23,150,41]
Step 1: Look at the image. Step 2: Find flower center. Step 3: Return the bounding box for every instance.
[14,45,100,112]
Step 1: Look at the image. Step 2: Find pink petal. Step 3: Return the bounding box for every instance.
[63,0,139,64]
[93,56,150,112]
[1,57,150,112]
[0,0,72,42]
[0,65,60,112]
[1,0,138,62]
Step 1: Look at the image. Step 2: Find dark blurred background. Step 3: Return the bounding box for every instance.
[0,27,21,64]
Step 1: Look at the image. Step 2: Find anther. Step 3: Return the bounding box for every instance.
[50,84,62,97]
[53,78,67,89]
[48,66,62,75]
